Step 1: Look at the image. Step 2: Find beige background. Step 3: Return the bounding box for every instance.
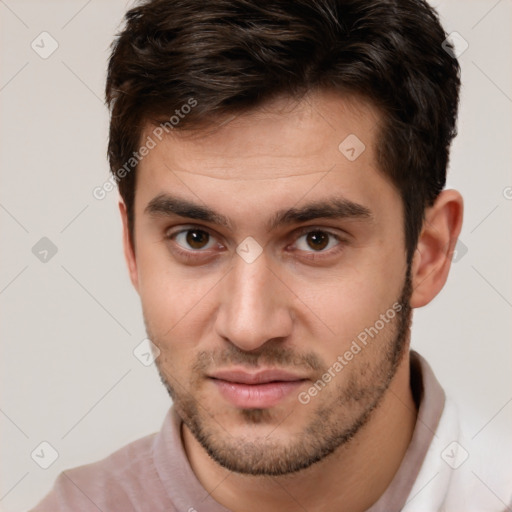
[1,1,511,510]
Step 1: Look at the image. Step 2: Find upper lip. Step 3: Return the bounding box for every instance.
[209,369,307,385]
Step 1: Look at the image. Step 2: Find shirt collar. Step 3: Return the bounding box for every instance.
[366,350,446,512]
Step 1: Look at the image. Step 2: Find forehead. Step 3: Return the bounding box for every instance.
[140,90,381,180]
[134,90,400,231]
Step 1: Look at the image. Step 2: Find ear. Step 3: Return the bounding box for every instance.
[410,189,464,308]
[119,197,139,294]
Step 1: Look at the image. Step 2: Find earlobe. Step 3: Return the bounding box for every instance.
[118,198,139,293]
[410,190,464,308]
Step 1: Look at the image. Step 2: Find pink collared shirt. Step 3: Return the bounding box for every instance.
[30,351,511,511]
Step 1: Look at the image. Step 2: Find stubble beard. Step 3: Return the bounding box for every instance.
[151,268,413,476]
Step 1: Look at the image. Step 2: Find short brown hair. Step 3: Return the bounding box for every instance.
[106,0,460,261]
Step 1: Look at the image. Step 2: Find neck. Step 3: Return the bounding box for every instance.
[182,354,417,512]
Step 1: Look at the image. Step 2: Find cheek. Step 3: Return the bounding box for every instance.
[135,241,217,328]
[299,247,405,354]
[136,252,230,383]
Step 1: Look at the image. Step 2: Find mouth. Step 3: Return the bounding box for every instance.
[208,369,309,409]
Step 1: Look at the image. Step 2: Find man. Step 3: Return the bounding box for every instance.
[31,0,510,511]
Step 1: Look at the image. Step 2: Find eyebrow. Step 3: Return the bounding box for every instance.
[144,193,373,231]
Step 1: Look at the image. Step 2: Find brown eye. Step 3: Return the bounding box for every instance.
[172,229,216,251]
[185,229,210,249]
[306,231,329,251]
[294,229,341,254]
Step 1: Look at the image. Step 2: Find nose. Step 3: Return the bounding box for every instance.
[215,250,293,352]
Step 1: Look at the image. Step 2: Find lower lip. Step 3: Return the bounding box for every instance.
[211,379,305,408]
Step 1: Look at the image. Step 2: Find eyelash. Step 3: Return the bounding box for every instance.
[165,225,347,262]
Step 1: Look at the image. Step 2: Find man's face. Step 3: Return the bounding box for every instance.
[128,90,412,475]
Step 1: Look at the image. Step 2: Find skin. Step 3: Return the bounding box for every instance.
[119,90,463,512]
